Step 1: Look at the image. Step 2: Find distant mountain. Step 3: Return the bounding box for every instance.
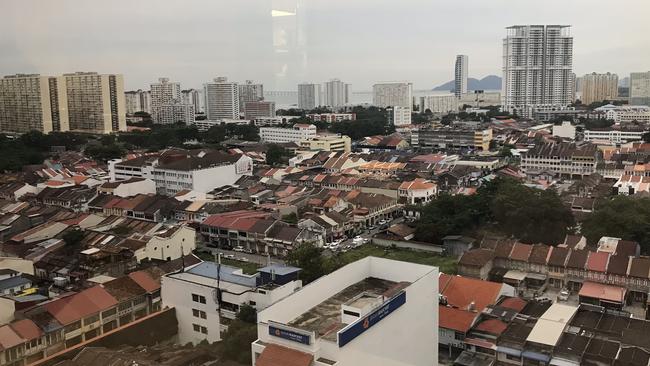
[432,75,502,92]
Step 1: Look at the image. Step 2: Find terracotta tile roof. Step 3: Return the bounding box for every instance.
[9,319,42,341]
[256,343,313,366]
[439,306,477,333]
[615,240,639,257]
[439,274,503,312]
[628,258,650,279]
[494,241,515,259]
[606,255,630,276]
[458,249,494,267]
[499,297,528,312]
[567,249,590,269]
[529,245,551,264]
[563,234,583,248]
[0,325,23,351]
[579,281,626,303]
[509,243,533,262]
[128,271,160,292]
[102,276,147,301]
[475,318,508,335]
[43,286,118,325]
[548,247,570,267]
[586,251,610,273]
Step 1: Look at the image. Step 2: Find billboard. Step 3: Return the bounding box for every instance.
[269,323,311,345]
[337,291,406,347]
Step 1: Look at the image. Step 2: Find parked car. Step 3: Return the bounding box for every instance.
[557,289,570,301]
[233,246,245,252]
[224,254,235,259]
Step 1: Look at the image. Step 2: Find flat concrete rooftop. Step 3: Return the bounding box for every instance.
[288,277,405,342]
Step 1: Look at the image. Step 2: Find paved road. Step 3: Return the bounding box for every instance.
[197,243,285,266]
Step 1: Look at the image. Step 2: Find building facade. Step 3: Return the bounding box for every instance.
[502,25,573,117]
[125,89,151,115]
[630,71,650,106]
[157,103,195,125]
[299,135,352,153]
[260,124,317,143]
[61,72,126,134]
[418,94,459,114]
[455,55,469,97]
[244,101,276,120]
[252,256,438,366]
[181,89,202,114]
[150,78,181,124]
[373,82,413,108]
[298,83,321,111]
[584,129,645,145]
[387,106,412,126]
[204,77,239,120]
[238,80,264,112]
[578,72,618,104]
[323,79,350,109]
[0,74,67,133]
[414,127,493,151]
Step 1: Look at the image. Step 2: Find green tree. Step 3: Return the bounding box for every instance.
[582,196,650,254]
[221,319,257,364]
[237,304,257,324]
[266,144,288,166]
[285,242,326,284]
[281,212,298,224]
[63,229,84,247]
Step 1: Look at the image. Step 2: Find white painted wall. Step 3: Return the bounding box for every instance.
[113,179,156,197]
[138,226,196,262]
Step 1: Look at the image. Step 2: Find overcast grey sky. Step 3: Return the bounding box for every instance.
[2,0,649,91]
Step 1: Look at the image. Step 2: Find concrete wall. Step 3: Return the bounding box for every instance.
[139,226,196,262]
[113,179,156,197]
[372,237,444,254]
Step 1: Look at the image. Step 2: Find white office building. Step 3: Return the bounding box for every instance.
[502,25,574,117]
[630,71,650,106]
[260,124,317,143]
[151,78,181,123]
[162,262,302,345]
[584,129,646,145]
[418,94,458,114]
[298,83,322,111]
[251,256,438,366]
[323,79,350,109]
[455,55,468,98]
[599,105,650,123]
[204,77,240,120]
[373,82,413,108]
[239,80,264,112]
[388,106,412,126]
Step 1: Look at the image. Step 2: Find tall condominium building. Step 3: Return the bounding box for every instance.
[388,106,412,126]
[298,83,321,111]
[244,101,275,120]
[124,89,151,115]
[373,82,413,108]
[181,89,202,114]
[454,55,468,97]
[61,72,126,133]
[323,78,350,108]
[204,77,239,120]
[578,72,618,104]
[630,71,650,106]
[502,25,574,117]
[158,103,195,125]
[150,78,181,123]
[238,80,264,111]
[0,74,68,133]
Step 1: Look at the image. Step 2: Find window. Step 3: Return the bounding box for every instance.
[193,323,208,334]
[192,293,206,304]
[192,308,207,319]
[102,308,117,318]
[84,314,99,325]
[64,321,81,333]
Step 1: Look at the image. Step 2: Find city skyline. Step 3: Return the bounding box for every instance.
[2,0,649,91]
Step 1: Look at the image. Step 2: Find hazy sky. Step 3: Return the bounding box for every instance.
[2,0,649,91]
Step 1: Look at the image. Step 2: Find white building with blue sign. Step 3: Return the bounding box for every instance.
[161,261,302,345]
[252,256,438,366]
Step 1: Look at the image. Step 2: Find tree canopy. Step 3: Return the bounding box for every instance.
[581,196,650,254]
[414,178,574,245]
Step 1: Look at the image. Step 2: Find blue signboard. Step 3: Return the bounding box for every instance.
[337,291,406,347]
[269,325,311,345]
